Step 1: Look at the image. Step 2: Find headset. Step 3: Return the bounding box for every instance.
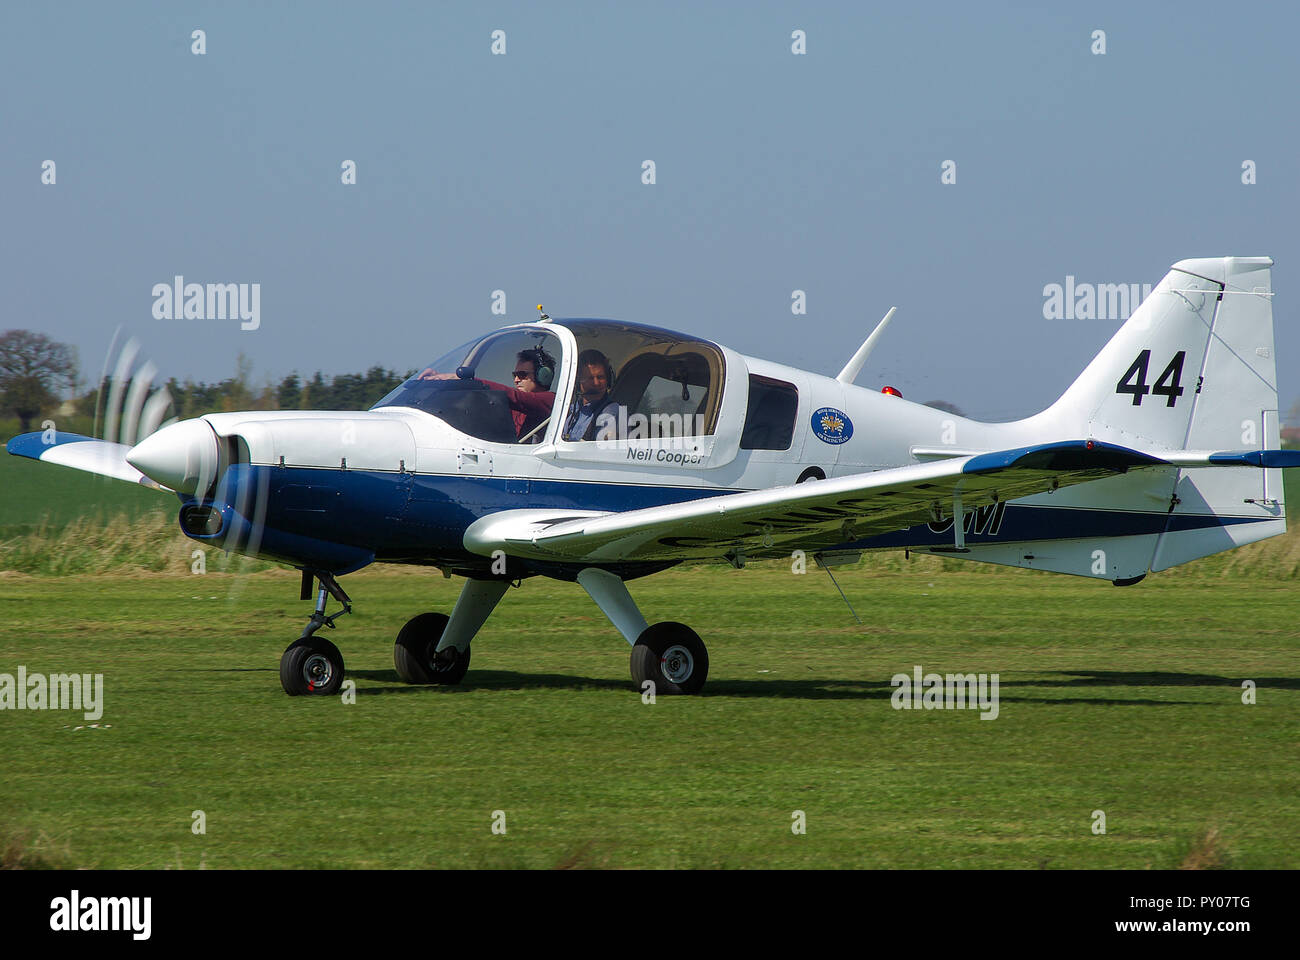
[523,347,556,389]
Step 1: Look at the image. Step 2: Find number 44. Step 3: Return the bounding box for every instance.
[1116,349,1186,407]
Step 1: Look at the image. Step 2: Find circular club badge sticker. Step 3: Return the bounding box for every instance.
[810,407,853,445]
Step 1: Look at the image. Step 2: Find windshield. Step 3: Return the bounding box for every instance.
[372,328,564,444]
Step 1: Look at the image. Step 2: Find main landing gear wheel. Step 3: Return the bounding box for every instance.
[630,622,709,695]
[280,637,345,696]
[393,613,471,685]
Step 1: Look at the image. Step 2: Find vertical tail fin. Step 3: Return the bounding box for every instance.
[1047,257,1276,451]
[1039,257,1284,573]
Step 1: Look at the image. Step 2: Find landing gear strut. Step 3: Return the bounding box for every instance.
[280,571,351,696]
[577,568,710,695]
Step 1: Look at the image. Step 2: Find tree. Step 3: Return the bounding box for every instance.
[277,373,302,410]
[221,352,255,412]
[0,330,78,432]
[304,371,327,409]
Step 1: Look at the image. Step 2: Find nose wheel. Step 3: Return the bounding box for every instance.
[631,622,709,695]
[280,570,352,696]
[280,637,345,696]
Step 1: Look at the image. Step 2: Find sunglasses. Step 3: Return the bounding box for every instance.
[512,370,535,380]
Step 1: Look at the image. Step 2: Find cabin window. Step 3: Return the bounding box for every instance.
[561,321,725,442]
[740,376,798,450]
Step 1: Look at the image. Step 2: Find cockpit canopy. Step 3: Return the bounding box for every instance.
[373,320,727,446]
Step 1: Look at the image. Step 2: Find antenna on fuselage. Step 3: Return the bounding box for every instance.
[537,304,552,323]
[836,307,897,385]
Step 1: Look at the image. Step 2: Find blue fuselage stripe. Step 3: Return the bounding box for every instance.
[197,465,1272,572]
[205,465,733,563]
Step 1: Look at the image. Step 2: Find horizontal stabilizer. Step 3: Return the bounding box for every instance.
[1204,449,1300,468]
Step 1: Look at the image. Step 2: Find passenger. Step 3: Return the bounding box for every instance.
[563,349,627,441]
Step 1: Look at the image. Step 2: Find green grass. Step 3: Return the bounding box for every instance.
[1,563,1297,869]
[0,444,164,539]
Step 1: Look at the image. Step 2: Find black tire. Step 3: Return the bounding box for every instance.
[393,613,470,686]
[394,613,448,684]
[280,637,345,696]
[630,622,708,695]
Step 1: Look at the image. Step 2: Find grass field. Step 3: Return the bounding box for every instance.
[0,446,162,539]
[2,447,1299,869]
[2,562,1297,869]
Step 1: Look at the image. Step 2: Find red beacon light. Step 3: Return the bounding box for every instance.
[881,386,903,398]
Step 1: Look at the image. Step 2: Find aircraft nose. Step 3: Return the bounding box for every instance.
[126,418,221,495]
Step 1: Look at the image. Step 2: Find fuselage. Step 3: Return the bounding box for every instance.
[128,318,1244,580]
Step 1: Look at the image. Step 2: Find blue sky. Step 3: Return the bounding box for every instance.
[2,1,1296,419]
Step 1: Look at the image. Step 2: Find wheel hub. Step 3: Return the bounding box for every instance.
[303,653,334,687]
[660,644,694,683]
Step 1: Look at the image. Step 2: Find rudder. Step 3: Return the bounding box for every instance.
[1151,257,1284,569]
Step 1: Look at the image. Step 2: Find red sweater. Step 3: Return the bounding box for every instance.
[482,381,555,440]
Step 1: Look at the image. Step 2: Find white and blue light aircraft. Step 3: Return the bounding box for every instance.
[9,257,1297,697]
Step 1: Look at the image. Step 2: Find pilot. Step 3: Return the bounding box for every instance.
[417,348,556,443]
[485,349,556,442]
[563,349,627,441]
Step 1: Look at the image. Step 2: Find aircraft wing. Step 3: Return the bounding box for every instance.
[465,439,1203,564]
[5,431,170,490]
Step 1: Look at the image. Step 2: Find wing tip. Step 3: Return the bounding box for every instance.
[1209,449,1300,468]
[6,431,101,461]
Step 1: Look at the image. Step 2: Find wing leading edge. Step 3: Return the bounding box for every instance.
[5,431,168,490]
[465,439,1207,565]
